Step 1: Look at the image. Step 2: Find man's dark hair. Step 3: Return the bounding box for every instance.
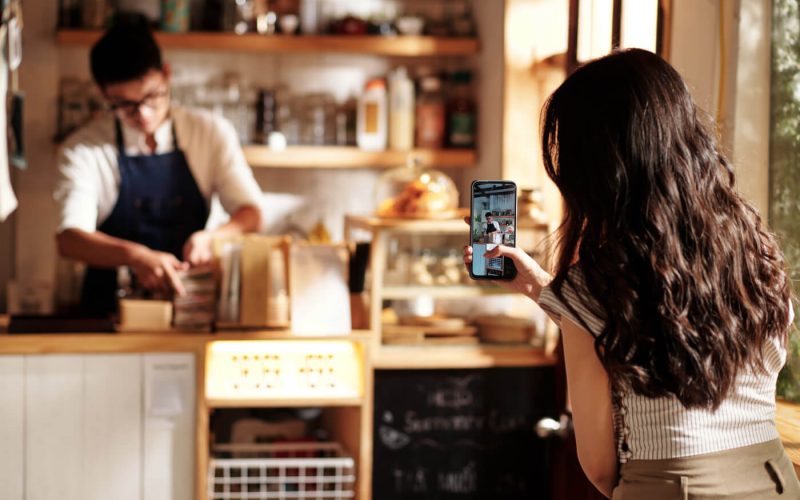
[90,12,163,88]
[485,212,492,217]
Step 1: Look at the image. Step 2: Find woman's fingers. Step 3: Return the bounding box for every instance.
[483,244,517,258]
[483,245,530,268]
[462,245,473,265]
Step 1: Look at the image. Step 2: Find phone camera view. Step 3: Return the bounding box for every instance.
[471,181,516,278]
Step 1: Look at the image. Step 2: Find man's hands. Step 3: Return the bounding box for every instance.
[129,245,188,296]
[183,229,215,267]
[182,205,262,267]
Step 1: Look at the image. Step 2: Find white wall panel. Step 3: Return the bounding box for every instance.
[0,356,24,500]
[25,355,83,500]
[81,355,143,500]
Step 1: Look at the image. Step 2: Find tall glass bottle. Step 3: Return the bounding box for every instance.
[447,70,476,148]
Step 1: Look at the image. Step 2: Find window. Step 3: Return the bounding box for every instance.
[770,0,800,402]
[567,0,671,73]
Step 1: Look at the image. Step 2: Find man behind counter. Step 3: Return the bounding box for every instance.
[55,16,263,316]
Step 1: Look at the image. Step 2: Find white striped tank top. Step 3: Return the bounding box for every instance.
[538,268,786,462]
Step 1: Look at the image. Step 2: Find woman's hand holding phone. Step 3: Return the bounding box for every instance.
[462,217,552,301]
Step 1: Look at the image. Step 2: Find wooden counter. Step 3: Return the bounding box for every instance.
[0,325,373,500]
[0,329,371,354]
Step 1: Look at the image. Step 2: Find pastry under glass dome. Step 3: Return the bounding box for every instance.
[375,156,459,218]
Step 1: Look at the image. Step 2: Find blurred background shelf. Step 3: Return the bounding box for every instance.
[243,146,477,169]
[56,30,480,57]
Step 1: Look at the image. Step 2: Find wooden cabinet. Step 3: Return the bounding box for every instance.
[203,336,372,500]
[344,214,556,368]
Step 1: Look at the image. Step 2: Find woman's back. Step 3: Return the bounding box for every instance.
[538,268,796,498]
[465,47,800,498]
[537,48,795,492]
[539,269,786,462]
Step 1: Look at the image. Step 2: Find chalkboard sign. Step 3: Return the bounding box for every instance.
[373,367,556,500]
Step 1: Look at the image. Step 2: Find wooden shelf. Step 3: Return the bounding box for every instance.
[345,213,470,233]
[56,30,479,57]
[373,344,557,369]
[381,285,513,299]
[243,146,476,169]
[345,213,548,235]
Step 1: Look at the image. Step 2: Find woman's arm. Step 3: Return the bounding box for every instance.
[561,317,618,498]
[462,238,617,494]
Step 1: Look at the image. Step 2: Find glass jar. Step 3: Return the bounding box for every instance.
[375,156,459,218]
[416,76,446,149]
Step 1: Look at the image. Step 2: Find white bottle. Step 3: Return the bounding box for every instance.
[388,67,416,151]
[299,0,319,34]
[357,79,389,152]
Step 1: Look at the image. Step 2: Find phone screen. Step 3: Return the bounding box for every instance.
[470,180,517,279]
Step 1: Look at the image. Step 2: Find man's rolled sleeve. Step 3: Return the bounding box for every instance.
[54,145,100,233]
[211,118,263,216]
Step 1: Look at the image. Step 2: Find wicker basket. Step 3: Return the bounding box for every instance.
[208,442,355,500]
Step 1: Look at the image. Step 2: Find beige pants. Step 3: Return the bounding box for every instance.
[611,439,800,499]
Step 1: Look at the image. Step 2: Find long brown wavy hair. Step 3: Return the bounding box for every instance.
[541,49,792,409]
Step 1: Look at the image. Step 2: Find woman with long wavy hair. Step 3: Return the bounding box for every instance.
[464,49,800,498]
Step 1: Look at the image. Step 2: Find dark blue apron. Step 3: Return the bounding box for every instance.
[80,119,209,316]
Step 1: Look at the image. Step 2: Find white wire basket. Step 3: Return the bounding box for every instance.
[208,442,356,500]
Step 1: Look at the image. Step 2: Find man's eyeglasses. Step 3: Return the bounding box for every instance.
[107,88,169,115]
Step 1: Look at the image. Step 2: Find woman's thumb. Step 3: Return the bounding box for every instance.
[484,244,516,259]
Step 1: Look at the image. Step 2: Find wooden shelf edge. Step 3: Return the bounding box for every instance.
[344,213,470,233]
[0,330,373,354]
[206,397,364,408]
[244,146,476,169]
[372,345,557,369]
[210,330,373,342]
[56,30,479,56]
[381,285,514,299]
[0,333,208,354]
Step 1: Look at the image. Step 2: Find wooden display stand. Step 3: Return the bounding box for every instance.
[344,214,557,369]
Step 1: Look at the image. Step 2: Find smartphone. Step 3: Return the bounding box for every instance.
[469,180,518,280]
